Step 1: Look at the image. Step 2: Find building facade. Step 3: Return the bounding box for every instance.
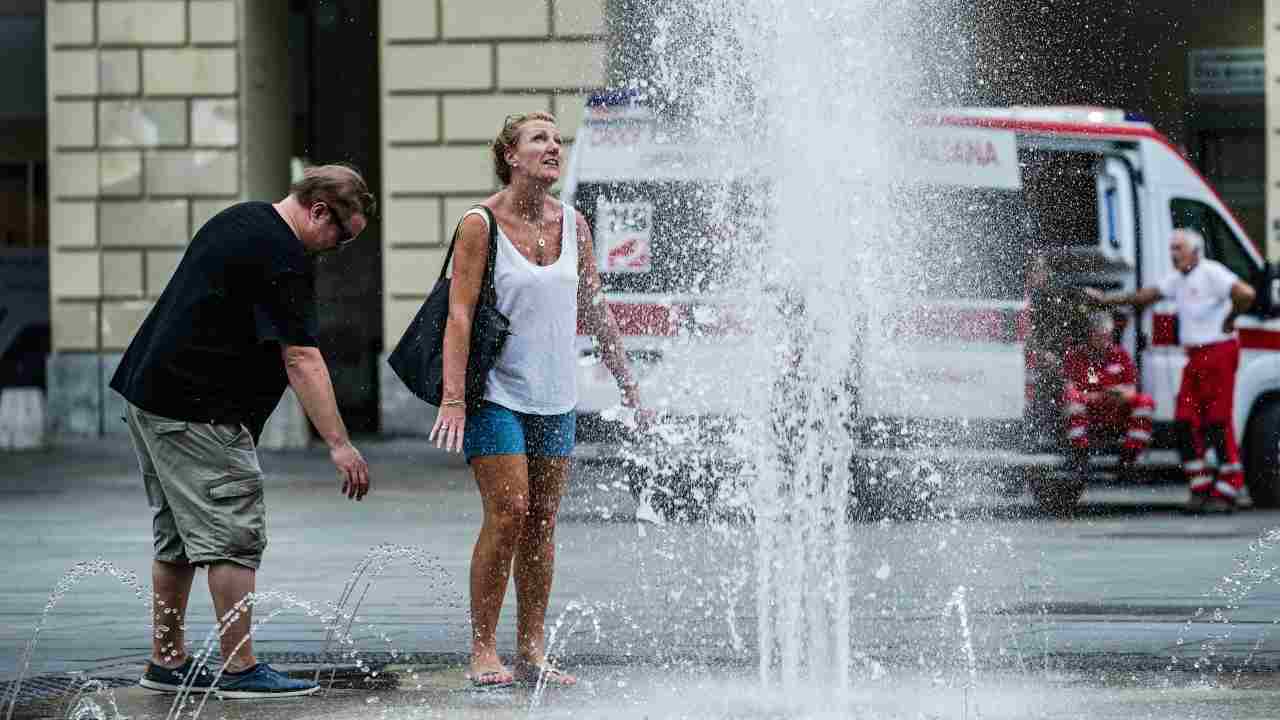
[1,0,1272,438]
[26,0,606,438]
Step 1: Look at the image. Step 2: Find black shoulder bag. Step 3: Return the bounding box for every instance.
[387,206,510,412]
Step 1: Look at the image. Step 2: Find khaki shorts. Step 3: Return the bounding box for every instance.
[124,403,268,569]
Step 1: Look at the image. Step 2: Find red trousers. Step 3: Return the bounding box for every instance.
[1063,386,1154,461]
[1176,339,1242,500]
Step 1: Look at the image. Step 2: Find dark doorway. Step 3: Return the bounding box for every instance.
[1188,122,1266,249]
[289,0,383,432]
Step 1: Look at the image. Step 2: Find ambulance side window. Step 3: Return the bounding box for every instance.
[1169,198,1256,281]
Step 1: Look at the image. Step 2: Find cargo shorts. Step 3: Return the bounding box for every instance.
[124,403,268,569]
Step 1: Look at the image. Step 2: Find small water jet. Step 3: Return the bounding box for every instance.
[316,543,466,688]
[1167,525,1280,682]
[3,559,148,720]
[527,599,608,712]
[3,545,470,720]
[61,679,126,720]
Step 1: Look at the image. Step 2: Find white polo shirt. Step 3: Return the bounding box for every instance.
[1156,258,1240,347]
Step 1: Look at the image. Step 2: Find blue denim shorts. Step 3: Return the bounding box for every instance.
[463,402,576,462]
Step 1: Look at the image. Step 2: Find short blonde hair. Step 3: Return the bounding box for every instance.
[491,112,558,185]
[290,163,377,220]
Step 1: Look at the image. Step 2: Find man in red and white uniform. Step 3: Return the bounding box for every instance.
[1089,228,1256,514]
[1061,312,1155,469]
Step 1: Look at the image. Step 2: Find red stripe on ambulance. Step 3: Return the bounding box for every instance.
[578,302,753,337]
[888,307,1019,343]
[1148,314,1280,350]
[1239,329,1280,351]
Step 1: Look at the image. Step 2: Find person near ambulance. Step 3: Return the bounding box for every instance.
[1059,312,1155,477]
[1087,228,1256,514]
[1024,252,1092,446]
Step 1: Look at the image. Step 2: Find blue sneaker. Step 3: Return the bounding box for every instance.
[139,657,217,694]
[215,663,320,699]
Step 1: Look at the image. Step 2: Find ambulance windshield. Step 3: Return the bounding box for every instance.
[575,179,765,294]
[900,149,1108,300]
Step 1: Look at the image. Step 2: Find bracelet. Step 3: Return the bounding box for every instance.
[440,399,466,408]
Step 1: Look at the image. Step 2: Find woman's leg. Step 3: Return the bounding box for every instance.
[514,456,570,669]
[469,454,529,679]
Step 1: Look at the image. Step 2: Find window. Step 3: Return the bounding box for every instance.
[895,149,1107,300]
[0,162,47,248]
[576,180,765,294]
[0,13,47,248]
[1169,198,1256,281]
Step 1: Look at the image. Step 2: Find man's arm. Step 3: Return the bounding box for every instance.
[1103,383,1138,402]
[282,344,369,500]
[1230,279,1256,314]
[1222,279,1257,333]
[1110,349,1138,400]
[1085,286,1163,310]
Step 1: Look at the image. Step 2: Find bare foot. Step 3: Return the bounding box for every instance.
[467,656,513,687]
[514,658,577,687]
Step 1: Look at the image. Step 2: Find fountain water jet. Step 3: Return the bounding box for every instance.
[3,559,148,720]
[315,543,465,687]
[614,0,1015,694]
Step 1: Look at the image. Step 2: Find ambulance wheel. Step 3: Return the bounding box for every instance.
[1245,400,1280,508]
[625,460,722,523]
[1030,472,1084,516]
[846,457,891,521]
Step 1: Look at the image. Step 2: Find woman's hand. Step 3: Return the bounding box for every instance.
[430,405,467,453]
[622,384,656,432]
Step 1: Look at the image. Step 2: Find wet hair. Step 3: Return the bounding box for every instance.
[1170,227,1204,254]
[289,163,377,220]
[491,112,558,185]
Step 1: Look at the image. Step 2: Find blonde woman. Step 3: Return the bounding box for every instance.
[430,112,649,687]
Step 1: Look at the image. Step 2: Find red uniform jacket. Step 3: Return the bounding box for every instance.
[1062,345,1136,393]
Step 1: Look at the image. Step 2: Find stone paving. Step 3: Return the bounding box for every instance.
[6,438,1280,717]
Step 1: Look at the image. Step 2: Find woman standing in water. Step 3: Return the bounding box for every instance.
[430,112,649,688]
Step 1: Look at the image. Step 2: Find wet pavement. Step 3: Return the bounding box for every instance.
[14,666,1280,719]
[6,438,1280,718]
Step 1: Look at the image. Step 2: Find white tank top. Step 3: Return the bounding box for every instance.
[463,203,579,414]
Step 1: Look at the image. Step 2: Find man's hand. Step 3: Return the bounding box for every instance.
[284,344,367,500]
[1083,288,1106,304]
[330,441,370,500]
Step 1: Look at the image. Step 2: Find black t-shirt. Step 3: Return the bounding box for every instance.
[110,201,319,439]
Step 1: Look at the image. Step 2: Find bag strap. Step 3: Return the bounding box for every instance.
[438,205,499,306]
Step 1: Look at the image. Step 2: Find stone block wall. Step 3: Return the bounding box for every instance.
[378,0,607,433]
[45,0,289,434]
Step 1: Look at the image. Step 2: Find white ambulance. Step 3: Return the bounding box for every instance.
[563,94,1280,516]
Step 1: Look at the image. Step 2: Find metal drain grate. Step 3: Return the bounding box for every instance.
[0,675,135,705]
[256,651,465,666]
